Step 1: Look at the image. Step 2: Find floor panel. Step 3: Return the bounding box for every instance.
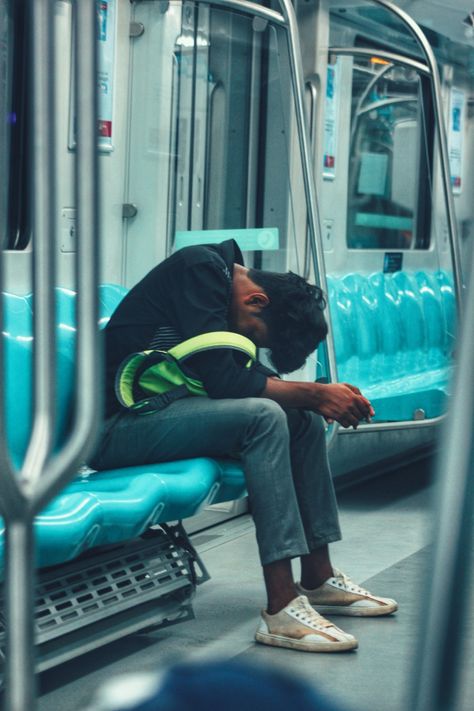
[36,460,473,711]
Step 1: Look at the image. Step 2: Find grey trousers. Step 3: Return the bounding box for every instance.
[90,397,342,566]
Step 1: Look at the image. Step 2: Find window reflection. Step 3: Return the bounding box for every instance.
[347,58,432,250]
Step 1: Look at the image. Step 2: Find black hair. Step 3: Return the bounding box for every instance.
[248,268,328,374]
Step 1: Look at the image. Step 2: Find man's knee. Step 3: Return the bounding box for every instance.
[286,408,326,442]
[244,397,288,433]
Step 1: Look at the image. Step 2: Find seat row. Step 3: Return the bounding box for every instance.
[1,269,455,569]
[1,285,246,571]
[326,269,455,421]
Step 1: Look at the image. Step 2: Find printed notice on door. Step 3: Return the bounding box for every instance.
[448,87,465,195]
[323,60,340,180]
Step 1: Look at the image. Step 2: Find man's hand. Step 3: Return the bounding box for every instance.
[315,383,374,429]
[262,378,374,429]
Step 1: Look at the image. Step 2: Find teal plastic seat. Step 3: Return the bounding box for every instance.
[2,292,33,336]
[210,459,247,504]
[1,285,246,571]
[327,270,455,421]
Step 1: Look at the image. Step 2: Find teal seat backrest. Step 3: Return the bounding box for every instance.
[3,284,128,469]
[326,270,455,419]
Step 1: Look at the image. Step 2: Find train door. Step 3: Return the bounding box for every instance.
[124,0,316,348]
[296,0,468,479]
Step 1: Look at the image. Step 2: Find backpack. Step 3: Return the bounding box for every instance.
[115,331,257,414]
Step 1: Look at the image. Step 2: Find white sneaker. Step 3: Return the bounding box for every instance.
[255,595,358,652]
[297,569,398,617]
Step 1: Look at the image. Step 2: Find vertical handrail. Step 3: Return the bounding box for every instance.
[21,0,57,496]
[411,224,474,711]
[278,0,340,448]
[1,1,57,708]
[246,22,263,229]
[303,78,318,281]
[0,1,100,709]
[32,0,101,513]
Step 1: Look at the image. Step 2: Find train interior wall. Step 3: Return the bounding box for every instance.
[2,0,472,294]
[0,0,473,479]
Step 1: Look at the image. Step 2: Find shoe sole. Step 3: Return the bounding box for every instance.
[255,631,358,653]
[314,601,398,617]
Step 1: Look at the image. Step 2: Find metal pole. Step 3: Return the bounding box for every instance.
[3,519,36,711]
[21,0,57,494]
[278,0,340,447]
[0,2,99,708]
[2,0,57,708]
[411,216,474,711]
[32,0,100,514]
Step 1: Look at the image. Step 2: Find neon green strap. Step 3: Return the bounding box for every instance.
[116,331,258,411]
[167,331,257,363]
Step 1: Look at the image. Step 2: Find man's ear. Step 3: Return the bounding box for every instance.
[245,292,270,309]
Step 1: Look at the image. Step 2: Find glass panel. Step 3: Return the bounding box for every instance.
[347,58,431,250]
[169,4,307,277]
[0,0,12,246]
[0,0,30,250]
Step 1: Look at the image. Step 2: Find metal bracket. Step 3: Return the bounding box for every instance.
[157,522,211,585]
[122,203,138,219]
[129,22,145,39]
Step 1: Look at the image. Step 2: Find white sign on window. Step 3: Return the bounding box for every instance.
[322,60,340,180]
[448,87,465,195]
[97,0,115,150]
[69,0,116,152]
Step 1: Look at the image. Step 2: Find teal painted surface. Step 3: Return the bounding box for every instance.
[174,228,279,252]
[0,285,246,571]
[209,460,248,505]
[326,270,455,421]
[355,212,413,231]
[1,270,455,569]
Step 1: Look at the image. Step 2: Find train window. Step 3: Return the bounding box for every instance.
[127,1,310,279]
[1,0,30,250]
[346,58,433,250]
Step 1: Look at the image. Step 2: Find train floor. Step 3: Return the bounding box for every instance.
[38,460,474,711]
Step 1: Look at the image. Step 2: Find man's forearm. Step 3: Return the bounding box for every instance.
[261,377,374,429]
[262,378,323,410]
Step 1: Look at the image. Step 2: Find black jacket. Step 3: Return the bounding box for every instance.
[104,240,271,417]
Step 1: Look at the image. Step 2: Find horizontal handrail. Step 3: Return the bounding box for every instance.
[330,46,430,76]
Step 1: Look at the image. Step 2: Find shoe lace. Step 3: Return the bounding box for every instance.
[290,596,334,629]
[332,568,371,596]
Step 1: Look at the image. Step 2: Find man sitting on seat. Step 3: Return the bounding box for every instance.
[91,239,397,653]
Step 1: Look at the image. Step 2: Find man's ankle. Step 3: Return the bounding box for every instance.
[299,573,332,591]
[266,590,298,616]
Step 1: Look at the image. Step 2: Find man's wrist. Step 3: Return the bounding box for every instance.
[262,377,324,411]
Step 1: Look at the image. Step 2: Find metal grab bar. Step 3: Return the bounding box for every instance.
[0,2,57,708]
[303,77,318,282]
[21,0,58,497]
[0,1,100,709]
[32,0,101,513]
[411,216,474,711]
[369,0,463,311]
[278,0,340,448]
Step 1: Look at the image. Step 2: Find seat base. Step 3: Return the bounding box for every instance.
[0,525,208,682]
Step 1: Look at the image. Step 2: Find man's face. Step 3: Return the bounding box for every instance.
[230,293,270,347]
[239,312,270,347]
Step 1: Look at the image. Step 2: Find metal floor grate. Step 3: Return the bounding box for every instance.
[0,525,208,673]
